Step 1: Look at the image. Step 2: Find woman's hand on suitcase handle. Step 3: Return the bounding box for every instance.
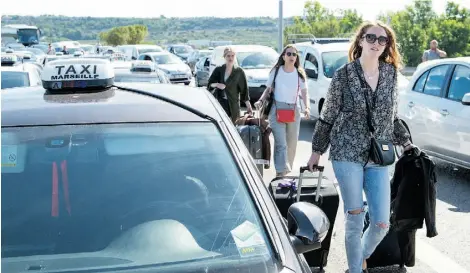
[307,152,321,172]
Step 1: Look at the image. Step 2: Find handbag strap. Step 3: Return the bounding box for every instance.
[273,67,301,106]
[352,63,375,135]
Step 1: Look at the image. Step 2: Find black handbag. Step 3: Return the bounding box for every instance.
[260,66,280,119]
[361,75,396,166]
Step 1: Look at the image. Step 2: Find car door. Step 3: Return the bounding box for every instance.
[438,64,470,166]
[403,64,452,152]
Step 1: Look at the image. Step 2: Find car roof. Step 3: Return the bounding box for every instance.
[1,83,222,127]
[214,44,274,52]
[1,62,34,72]
[415,57,470,72]
[296,42,350,53]
[114,70,160,77]
[144,52,170,56]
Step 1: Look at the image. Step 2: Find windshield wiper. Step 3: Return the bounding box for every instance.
[113,85,217,124]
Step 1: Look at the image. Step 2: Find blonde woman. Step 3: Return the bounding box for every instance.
[308,21,415,273]
[255,45,309,178]
[207,47,252,123]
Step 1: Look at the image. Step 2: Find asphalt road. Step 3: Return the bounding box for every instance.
[261,118,470,273]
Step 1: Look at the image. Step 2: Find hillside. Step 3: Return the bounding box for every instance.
[1,15,294,47]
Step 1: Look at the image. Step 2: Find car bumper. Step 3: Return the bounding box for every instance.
[169,74,192,84]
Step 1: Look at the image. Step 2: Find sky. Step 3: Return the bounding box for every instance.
[1,0,470,20]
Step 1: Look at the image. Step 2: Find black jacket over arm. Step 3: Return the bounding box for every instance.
[391,148,438,238]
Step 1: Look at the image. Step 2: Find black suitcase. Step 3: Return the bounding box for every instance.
[363,202,416,268]
[269,166,339,270]
[236,118,264,175]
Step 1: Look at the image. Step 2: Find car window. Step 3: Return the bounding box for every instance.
[413,70,429,92]
[1,123,277,271]
[447,65,470,101]
[237,51,278,69]
[1,71,30,89]
[138,47,162,54]
[304,53,318,74]
[153,54,182,64]
[321,51,348,78]
[422,64,450,97]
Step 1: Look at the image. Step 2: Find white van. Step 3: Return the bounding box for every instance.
[209,45,278,101]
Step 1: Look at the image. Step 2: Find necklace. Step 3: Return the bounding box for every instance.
[364,70,379,80]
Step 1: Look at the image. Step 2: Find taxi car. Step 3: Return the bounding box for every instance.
[1,58,329,273]
[1,54,42,89]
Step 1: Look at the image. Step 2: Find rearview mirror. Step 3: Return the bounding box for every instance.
[462,93,470,106]
[305,68,318,79]
[287,202,329,254]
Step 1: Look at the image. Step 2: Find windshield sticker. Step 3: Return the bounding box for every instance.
[2,145,18,167]
[230,220,268,258]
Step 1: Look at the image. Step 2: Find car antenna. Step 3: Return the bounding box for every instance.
[113,85,217,123]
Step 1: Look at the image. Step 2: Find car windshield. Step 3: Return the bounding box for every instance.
[139,47,162,54]
[174,46,192,54]
[1,123,277,272]
[1,71,30,89]
[114,74,162,83]
[322,51,349,78]
[17,29,39,44]
[153,54,182,64]
[237,51,278,69]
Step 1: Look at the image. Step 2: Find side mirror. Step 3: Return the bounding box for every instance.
[462,93,470,106]
[287,202,329,254]
[305,68,318,79]
[132,57,137,60]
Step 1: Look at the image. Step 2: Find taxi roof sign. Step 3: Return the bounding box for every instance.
[1,54,19,65]
[41,58,115,91]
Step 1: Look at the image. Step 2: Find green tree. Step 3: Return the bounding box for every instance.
[284,0,363,43]
[104,26,129,46]
[126,24,148,44]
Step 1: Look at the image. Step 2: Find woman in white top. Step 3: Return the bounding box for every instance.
[255,45,310,177]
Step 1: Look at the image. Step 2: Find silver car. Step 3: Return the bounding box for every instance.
[138,52,192,85]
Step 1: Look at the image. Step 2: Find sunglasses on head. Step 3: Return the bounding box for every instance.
[285,52,297,57]
[363,33,389,46]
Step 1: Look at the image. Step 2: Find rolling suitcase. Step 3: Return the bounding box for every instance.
[269,166,339,270]
[236,112,266,175]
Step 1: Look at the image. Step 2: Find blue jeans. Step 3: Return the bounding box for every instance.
[332,161,391,273]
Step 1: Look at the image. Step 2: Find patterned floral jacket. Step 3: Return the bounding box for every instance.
[311,59,410,164]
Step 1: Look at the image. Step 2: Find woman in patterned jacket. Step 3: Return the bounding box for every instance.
[307,21,416,273]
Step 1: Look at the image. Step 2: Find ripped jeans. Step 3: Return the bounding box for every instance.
[332,161,391,273]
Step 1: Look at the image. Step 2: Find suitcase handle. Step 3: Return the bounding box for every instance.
[297,165,324,203]
[300,165,324,173]
[243,110,261,127]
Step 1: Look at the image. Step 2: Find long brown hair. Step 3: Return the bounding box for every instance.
[271,44,306,81]
[348,21,403,69]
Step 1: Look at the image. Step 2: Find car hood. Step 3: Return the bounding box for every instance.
[244,68,271,81]
[157,63,190,73]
